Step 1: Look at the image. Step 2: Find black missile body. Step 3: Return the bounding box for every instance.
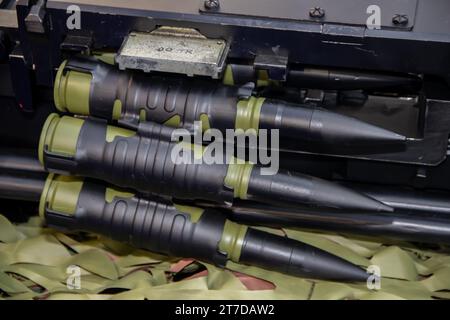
[288,68,422,92]
[2,163,450,247]
[54,58,406,148]
[2,151,448,216]
[38,114,390,212]
[39,174,368,282]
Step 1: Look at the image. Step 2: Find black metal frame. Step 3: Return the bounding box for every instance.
[1,0,450,169]
[7,0,450,87]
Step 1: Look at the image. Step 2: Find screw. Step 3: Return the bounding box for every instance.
[392,14,409,25]
[204,0,220,10]
[309,7,325,18]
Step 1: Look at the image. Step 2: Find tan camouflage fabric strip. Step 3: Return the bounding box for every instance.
[1,214,449,300]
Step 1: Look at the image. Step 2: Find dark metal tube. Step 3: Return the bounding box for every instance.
[0,149,45,173]
[226,63,422,92]
[287,68,422,91]
[221,202,450,245]
[343,183,450,215]
[0,173,46,202]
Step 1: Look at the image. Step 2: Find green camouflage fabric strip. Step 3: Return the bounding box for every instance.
[1,214,449,300]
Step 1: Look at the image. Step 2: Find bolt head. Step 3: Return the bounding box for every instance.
[392,14,409,25]
[309,7,325,18]
[204,0,220,10]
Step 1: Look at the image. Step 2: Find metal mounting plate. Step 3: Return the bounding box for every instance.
[116,28,229,78]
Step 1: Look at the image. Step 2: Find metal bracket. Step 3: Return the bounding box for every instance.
[237,82,255,100]
[44,206,76,231]
[254,54,288,81]
[60,31,94,55]
[116,27,230,78]
[25,0,47,33]
[303,89,325,104]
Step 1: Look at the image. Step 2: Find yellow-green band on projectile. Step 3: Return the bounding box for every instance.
[39,174,84,218]
[224,162,254,199]
[53,60,68,111]
[40,175,137,219]
[235,97,265,134]
[219,220,248,262]
[38,113,84,165]
[54,60,92,115]
[39,173,54,218]
[39,113,136,164]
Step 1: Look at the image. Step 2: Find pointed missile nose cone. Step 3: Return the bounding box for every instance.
[247,168,393,212]
[240,228,369,282]
[290,241,370,282]
[310,108,407,146]
[259,101,406,148]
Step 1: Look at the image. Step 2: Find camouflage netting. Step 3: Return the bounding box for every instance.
[1,214,450,300]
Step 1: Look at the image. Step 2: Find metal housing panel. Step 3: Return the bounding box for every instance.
[200,0,417,30]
